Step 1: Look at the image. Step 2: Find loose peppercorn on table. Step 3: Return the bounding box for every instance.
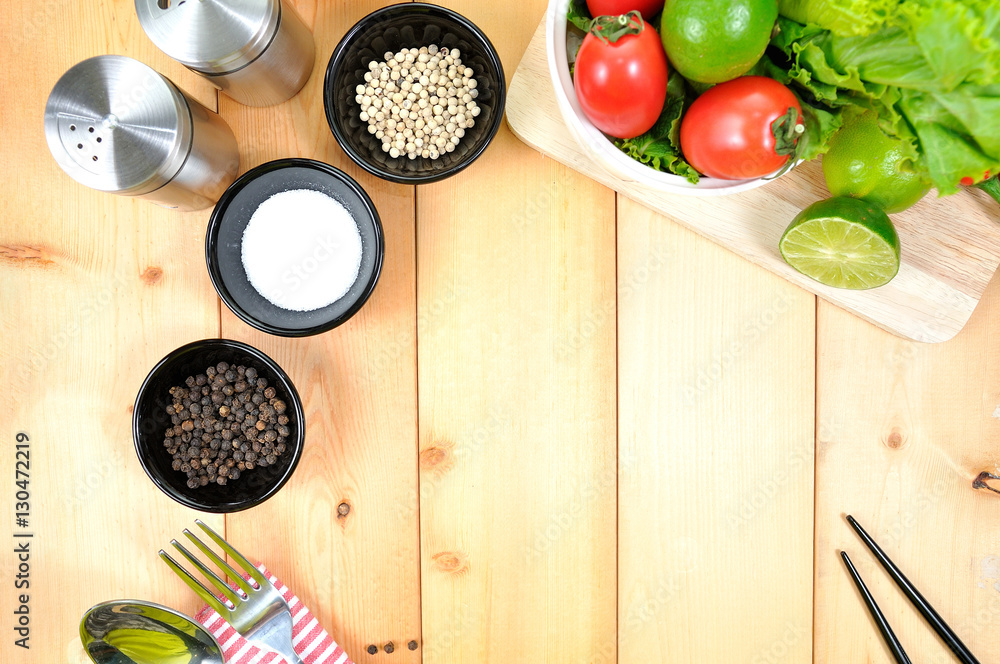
[2,2,1000,664]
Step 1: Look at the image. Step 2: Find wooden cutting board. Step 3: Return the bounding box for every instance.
[505,18,1000,343]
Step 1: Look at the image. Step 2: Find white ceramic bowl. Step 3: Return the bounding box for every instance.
[545,0,785,196]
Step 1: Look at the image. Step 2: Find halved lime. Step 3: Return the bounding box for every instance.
[779,197,901,290]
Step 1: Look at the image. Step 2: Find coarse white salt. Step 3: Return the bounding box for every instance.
[241,189,363,312]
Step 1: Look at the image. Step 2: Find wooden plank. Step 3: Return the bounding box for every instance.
[416,3,618,662]
[505,18,1000,343]
[617,197,815,664]
[815,285,1000,664]
[219,2,421,662]
[0,2,223,663]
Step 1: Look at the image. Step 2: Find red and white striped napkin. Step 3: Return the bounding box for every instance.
[194,565,354,664]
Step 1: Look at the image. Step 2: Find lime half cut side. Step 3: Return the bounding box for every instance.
[779,197,901,290]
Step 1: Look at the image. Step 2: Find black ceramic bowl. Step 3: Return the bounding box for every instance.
[133,339,305,513]
[206,158,384,337]
[324,2,506,184]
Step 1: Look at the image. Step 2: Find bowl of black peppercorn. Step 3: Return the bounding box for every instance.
[133,339,305,513]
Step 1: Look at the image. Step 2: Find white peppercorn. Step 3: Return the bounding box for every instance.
[356,45,481,161]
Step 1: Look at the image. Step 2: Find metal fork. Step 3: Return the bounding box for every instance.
[159,519,301,664]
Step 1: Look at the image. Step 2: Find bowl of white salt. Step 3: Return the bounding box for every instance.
[206,158,384,336]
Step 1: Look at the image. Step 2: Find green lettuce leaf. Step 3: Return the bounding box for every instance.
[896,0,1000,90]
[770,4,1000,193]
[615,76,700,184]
[778,0,895,36]
[567,0,592,32]
[899,86,1000,193]
[796,103,844,162]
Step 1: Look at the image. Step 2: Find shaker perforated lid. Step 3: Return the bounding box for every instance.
[44,56,192,196]
[134,0,280,74]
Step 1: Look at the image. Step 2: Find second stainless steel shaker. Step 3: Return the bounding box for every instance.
[135,0,315,107]
[44,56,239,211]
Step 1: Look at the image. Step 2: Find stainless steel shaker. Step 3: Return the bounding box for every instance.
[44,56,239,211]
[135,0,315,107]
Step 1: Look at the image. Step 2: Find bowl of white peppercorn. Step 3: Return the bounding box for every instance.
[324,2,505,184]
[133,338,305,513]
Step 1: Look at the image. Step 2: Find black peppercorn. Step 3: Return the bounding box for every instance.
[164,362,291,491]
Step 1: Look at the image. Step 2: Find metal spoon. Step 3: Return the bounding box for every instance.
[80,600,224,664]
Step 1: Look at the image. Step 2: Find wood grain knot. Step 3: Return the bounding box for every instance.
[141,266,163,284]
[0,245,56,267]
[337,501,351,519]
[383,642,394,654]
[366,644,377,655]
[407,640,418,651]
[432,550,469,575]
[420,445,451,469]
[884,430,906,450]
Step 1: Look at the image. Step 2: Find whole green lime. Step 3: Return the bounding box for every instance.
[660,0,778,84]
[822,111,931,214]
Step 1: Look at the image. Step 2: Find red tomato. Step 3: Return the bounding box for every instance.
[587,0,664,20]
[574,17,669,139]
[680,76,803,180]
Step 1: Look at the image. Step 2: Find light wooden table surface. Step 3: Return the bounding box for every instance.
[2,1,999,663]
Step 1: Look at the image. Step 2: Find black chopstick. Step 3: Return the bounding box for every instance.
[841,551,912,664]
[846,515,981,664]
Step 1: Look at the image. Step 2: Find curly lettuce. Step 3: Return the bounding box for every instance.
[770,1,1000,194]
[778,0,896,36]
